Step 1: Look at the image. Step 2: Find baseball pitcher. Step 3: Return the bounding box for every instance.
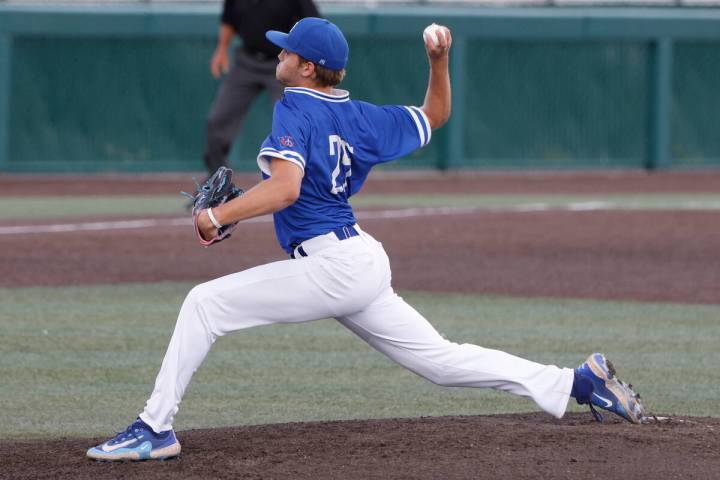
[88,18,645,461]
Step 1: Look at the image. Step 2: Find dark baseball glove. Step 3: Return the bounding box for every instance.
[182,166,244,246]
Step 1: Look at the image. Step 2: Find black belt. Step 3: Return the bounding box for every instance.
[290,225,360,259]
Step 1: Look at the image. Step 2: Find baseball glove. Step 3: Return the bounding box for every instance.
[182,166,244,247]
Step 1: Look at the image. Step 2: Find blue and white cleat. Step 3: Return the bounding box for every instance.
[574,353,646,424]
[87,418,181,461]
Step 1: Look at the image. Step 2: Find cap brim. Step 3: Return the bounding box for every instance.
[265,31,291,51]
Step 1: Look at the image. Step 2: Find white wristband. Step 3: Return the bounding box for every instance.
[206,208,223,229]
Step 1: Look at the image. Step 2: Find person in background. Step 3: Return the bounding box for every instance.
[202,0,320,176]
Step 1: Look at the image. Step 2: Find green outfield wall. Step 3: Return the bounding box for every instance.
[2,6,720,172]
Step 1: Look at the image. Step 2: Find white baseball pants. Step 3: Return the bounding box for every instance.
[140,225,573,432]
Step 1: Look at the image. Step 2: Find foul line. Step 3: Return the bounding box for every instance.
[0,202,619,236]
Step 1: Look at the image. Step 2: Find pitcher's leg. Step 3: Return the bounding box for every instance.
[140,257,343,432]
[337,290,574,418]
[139,285,217,432]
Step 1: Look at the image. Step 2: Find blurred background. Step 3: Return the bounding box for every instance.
[1,0,720,173]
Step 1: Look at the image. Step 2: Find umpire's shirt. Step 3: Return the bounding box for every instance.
[221,0,321,61]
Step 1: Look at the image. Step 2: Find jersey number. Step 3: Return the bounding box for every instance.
[329,135,354,195]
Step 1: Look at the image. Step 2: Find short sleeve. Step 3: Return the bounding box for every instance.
[364,104,432,163]
[220,0,234,25]
[257,103,309,176]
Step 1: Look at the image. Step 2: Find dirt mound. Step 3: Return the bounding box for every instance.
[2,413,718,480]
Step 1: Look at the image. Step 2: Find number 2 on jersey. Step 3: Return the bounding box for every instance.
[329,135,354,195]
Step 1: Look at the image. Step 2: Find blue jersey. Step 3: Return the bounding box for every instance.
[257,87,432,253]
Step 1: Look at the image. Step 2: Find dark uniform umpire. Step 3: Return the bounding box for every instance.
[202,0,320,175]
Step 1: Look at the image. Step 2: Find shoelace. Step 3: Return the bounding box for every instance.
[111,421,144,444]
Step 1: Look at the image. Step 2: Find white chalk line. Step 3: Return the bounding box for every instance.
[0,201,652,236]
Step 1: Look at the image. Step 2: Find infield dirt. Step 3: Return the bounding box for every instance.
[1,171,718,479]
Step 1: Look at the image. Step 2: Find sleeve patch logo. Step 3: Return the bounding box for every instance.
[279,136,295,147]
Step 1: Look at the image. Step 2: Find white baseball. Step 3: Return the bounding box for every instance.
[423,24,443,47]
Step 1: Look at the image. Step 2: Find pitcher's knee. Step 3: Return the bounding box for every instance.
[180,284,220,332]
[420,365,457,387]
[185,283,210,306]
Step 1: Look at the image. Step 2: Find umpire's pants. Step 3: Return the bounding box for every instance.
[203,47,283,175]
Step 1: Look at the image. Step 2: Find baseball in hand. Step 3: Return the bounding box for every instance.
[423,24,443,47]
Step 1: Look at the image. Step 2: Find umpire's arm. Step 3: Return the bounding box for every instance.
[420,25,452,130]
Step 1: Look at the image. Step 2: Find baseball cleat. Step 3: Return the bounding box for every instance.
[574,353,646,424]
[87,418,181,461]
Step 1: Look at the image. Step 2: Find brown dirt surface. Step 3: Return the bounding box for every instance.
[1,171,719,479]
[1,414,718,480]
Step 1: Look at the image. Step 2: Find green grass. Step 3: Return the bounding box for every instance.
[1,193,720,220]
[1,283,718,439]
[0,195,187,219]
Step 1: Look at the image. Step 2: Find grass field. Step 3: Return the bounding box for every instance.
[2,283,718,439]
[2,193,720,220]
[2,188,718,445]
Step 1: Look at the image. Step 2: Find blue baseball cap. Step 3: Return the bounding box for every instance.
[266,17,348,71]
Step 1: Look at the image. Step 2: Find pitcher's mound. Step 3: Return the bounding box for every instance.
[2,413,718,479]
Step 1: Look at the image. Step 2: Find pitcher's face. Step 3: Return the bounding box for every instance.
[276,49,304,87]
